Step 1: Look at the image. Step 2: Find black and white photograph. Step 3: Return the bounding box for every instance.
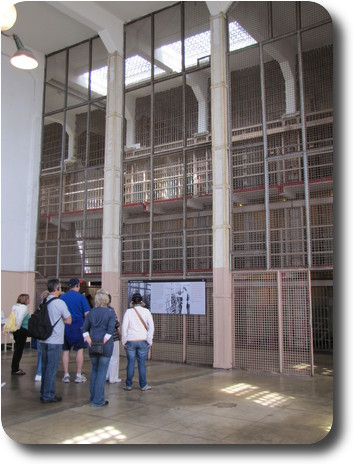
[128,280,206,315]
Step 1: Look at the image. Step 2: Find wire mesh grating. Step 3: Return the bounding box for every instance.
[233,270,313,375]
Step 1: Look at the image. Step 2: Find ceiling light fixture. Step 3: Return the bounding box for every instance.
[1,4,17,31]
[10,34,38,70]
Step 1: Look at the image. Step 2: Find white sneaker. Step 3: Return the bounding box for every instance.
[75,373,87,383]
[140,385,151,391]
[62,374,70,383]
[34,375,41,382]
[109,378,121,384]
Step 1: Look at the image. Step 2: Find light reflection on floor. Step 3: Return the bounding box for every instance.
[221,382,294,407]
[61,425,127,444]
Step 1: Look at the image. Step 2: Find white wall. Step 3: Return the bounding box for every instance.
[1,36,44,273]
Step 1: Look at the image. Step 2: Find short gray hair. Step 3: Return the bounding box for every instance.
[94,289,110,307]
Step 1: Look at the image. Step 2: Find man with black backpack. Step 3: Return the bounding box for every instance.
[40,279,72,403]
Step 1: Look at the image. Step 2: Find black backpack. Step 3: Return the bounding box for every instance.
[28,297,61,340]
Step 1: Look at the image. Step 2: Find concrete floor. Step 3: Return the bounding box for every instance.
[1,348,333,445]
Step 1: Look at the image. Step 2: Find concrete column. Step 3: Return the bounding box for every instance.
[102,51,124,313]
[210,13,233,369]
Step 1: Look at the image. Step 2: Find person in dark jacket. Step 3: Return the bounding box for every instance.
[81,289,116,407]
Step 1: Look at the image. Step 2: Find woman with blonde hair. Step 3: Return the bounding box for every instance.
[10,293,30,375]
[81,289,116,407]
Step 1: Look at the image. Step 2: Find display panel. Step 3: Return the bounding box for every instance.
[128,280,206,315]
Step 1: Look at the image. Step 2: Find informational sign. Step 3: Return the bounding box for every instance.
[128,280,206,315]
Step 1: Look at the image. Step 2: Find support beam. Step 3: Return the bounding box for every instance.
[50,1,124,54]
[210,12,233,369]
[102,51,124,313]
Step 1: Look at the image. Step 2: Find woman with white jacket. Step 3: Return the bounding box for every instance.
[11,294,30,375]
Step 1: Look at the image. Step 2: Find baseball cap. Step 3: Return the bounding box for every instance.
[68,278,81,288]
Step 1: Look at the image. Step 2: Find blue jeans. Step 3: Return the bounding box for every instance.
[89,354,111,407]
[125,341,150,388]
[40,343,62,401]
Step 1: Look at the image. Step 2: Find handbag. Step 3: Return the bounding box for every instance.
[4,312,18,333]
[116,327,122,341]
[90,339,104,354]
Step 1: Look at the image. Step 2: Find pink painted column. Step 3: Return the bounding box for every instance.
[210,13,233,369]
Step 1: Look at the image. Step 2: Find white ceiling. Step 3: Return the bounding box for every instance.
[7,1,177,55]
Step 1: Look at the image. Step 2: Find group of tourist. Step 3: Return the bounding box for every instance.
[7,278,154,407]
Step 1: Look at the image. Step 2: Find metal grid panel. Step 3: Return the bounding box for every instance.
[62,171,85,213]
[153,78,184,148]
[88,109,106,167]
[312,284,333,351]
[67,42,89,107]
[186,282,213,365]
[186,148,212,196]
[84,239,102,276]
[184,1,211,69]
[36,242,58,278]
[227,2,268,51]
[152,232,183,273]
[84,217,103,276]
[230,63,262,128]
[233,270,313,375]
[310,202,333,267]
[150,314,184,363]
[154,4,182,79]
[41,121,65,172]
[86,167,104,210]
[270,206,307,268]
[44,50,66,113]
[125,15,152,88]
[232,210,266,270]
[229,17,333,275]
[121,234,150,275]
[186,229,212,272]
[281,270,313,375]
[268,156,303,187]
[75,108,105,167]
[232,143,264,191]
[60,239,83,276]
[39,175,61,216]
[233,272,279,372]
[153,154,183,201]
[123,160,151,205]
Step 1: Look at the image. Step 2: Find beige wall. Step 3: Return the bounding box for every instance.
[1,271,36,317]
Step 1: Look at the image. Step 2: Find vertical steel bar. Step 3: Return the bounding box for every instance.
[259,43,271,269]
[297,31,312,268]
[56,48,70,277]
[277,270,283,374]
[307,269,315,376]
[82,39,93,278]
[149,13,155,279]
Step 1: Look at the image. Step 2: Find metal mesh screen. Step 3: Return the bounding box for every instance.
[41,120,66,172]
[312,284,333,351]
[153,154,183,201]
[233,270,313,375]
[281,270,313,375]
[229,9,333,273]
[122,6,212,279]
[37,36,107,281]
[234,272,279,372]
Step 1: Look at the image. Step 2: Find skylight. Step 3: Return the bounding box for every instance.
[78,67,108,96]
[123,21,256,86]
[229,21,257,51]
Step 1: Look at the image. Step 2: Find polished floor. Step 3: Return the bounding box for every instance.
[1,348,333,445]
